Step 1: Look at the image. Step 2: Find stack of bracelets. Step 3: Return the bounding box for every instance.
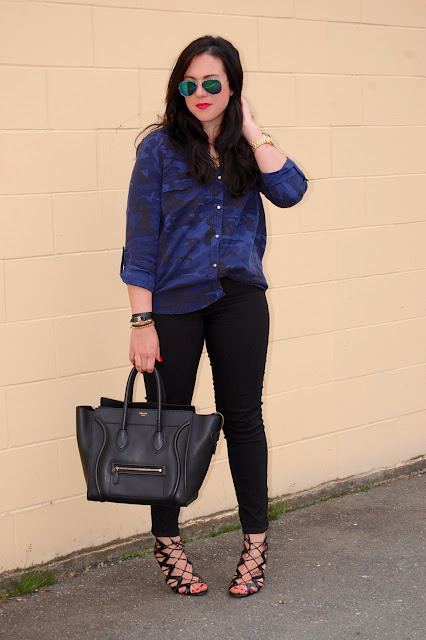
[130,312,155,330]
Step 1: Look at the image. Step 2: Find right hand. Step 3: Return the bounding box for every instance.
[129,325,161,374]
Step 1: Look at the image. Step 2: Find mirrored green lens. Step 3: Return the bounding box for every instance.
[202,79,222,94]
[178,81,196,96]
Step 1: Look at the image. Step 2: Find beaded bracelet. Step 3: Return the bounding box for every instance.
[131,320,155,330]
[131,318,153,327]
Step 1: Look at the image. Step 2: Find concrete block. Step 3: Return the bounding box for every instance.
[0,195,53,259]
[53,192,104,254]
[7,374,102,447]
[332,126,426,177]
[0,320,56,386]
[264,332,335,395]
[0,514,15,573]
[295,75,362,126]
[47,69,140,130]
[55,310,129,377]
[365,175,426,225]
[364,77,426,126]
[0,2,92,66]
[5,254,106,321]
[266,231,339,288]
[361,0,426,28]
[295,0,361,22]
[0,133,97,195]
[268,436,337,498]
[337,223,426,279]
[0,67,47,130]
[58,437,87,499]
[339,271,426,327]
[0,389,8,450]
[360,24,426,76]
[337,419,402,477]
[97,130,140,191]
[364,365,426,425]
[273,127,329,179]
[94,7,258,70]
[245,73,295,128]
[0,442,61,513]
[332,322,398,379]
[99,249,129,310]
[298,178,366,232]
[259,18,328,73]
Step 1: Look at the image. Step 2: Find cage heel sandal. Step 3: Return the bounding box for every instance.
[154,537,208,596]
[229,534,268,598]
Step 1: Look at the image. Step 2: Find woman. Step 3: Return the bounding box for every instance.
[120,35,308,598]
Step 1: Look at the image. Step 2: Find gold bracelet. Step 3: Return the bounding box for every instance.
[131,321,155,330]
[130,319,153,327]
[250,133,274,152]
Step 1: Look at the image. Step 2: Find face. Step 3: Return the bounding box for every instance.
[181,53,233,136]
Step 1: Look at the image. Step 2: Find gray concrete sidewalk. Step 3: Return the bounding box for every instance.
[0,473,424,640]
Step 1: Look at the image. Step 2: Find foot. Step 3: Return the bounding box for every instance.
[229,533,268,597]
[154,536,208,596]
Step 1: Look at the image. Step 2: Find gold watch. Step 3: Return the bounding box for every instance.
[250,133,274,152]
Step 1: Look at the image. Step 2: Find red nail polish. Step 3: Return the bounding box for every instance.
[158,356,163,362]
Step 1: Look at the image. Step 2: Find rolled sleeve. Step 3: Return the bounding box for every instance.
[260,157,308,208]
[120,131,163,290]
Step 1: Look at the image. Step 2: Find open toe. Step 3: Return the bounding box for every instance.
[229,534,268,599]
[154,537,208,597]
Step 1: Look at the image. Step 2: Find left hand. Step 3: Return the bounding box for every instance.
[241,96,262,142]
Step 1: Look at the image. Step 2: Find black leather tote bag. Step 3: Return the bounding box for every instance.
[76,366,223,507]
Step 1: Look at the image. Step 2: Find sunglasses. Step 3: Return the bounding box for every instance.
[178,78,228,97]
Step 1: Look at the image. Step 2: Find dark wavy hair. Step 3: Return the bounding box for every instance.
[140,35,261,197]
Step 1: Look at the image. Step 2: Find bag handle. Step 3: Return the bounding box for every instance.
[116,366,164,451]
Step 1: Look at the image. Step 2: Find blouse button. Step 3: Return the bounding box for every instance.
[217,175,222,180]
[215,234,219,238]
[216,205,221,210]
[213,263,217,268]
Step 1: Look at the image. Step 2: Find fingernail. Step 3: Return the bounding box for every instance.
[158,356,163,362]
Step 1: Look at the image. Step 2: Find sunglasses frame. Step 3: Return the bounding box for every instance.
[178,78,227,97]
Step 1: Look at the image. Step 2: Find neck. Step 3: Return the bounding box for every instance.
[203,122,220,145]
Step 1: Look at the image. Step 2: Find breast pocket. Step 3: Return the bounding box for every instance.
[161,171,204,222]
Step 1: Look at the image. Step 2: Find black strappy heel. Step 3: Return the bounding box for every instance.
[229,534,268,598]
[154,537,208,596]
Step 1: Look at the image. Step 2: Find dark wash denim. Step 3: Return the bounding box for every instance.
[143,277,270,536]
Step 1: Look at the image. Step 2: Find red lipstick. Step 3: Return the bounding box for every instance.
[196,103,211,109]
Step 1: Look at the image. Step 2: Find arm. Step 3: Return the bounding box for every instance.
[120,131,163,291]
[241,96,288,173]
[241,96,308,207]
[121,132,163,373]
[128,285,160,374]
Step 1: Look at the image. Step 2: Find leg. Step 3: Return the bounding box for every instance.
[143,310,205,537]
[205,278,269,533]
[143,311,208,595]
[204,278,269,596]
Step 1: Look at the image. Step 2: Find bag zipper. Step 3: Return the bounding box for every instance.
[113,465,163,473]
[112,464,164,485]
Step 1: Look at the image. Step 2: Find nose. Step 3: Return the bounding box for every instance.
[194,81,207,98]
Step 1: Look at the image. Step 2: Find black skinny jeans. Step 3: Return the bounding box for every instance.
[143,277,270,537]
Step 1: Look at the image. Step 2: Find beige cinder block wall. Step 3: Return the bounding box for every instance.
[0,0,425,573]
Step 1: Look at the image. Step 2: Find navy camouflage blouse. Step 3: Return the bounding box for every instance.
[120,127,308,314]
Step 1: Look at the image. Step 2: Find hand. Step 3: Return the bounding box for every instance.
[241,95,262,143]
[129,325,161,374]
